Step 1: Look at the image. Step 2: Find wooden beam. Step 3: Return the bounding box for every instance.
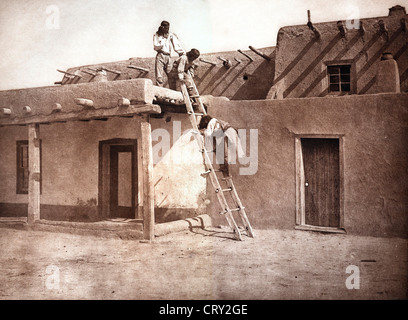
[53,103,62,112]
[141,114,154,241]
[28,124,40,224]
[2,108,11,115]
[117,98,131,107]
[0,104,161,127]
[249,46,271,61]
[237,49,254,62]
[75,98,94,108]
[101,67,121,75]
[199,58,217,66]
[23,106,32,114]
[127,65,149,73]
[152,86,184,103]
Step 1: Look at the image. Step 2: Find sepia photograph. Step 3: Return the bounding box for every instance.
[0,0,407,310]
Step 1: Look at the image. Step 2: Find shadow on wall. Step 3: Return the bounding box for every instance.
[232,57,275,100]
[196,49,276,100]
[268,10,408,99]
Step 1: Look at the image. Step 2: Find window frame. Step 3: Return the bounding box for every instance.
[328,65,351,93]
[324,60,355,95]
[16,140,42,195]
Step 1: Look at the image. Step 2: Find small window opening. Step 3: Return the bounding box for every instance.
[327,65,351,93]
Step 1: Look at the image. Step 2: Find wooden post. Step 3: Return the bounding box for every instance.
[141,114,154,241]
[28,124,40,224]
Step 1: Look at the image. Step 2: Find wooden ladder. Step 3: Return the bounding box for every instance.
[180,76,254,240]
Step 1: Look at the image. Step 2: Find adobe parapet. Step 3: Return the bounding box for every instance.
[0,79,189,126]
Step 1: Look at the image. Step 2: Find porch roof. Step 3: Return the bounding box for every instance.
[0,78,185,127]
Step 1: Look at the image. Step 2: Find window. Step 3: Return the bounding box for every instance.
[16,141,29,194]
[327,65,351,93]
[16,140,41,194]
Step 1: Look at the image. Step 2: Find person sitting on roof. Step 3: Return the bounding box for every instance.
[168,48,200,91]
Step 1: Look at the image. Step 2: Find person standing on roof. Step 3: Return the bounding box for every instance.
[153,20,185,87]
[168,48,200,91]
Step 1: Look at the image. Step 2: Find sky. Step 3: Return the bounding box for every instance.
[0,0,406,90]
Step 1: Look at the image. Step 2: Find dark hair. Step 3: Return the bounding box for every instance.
[157,21,170,35]
[161,20,170,27]
[187,48,200,60]
[198,115,212,129]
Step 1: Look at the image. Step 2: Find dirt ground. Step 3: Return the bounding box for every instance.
[0,225,406,300]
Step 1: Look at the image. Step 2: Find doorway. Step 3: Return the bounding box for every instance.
[99,139,138,219]
[295,136,344,232]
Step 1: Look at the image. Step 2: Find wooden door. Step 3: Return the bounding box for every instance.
[301,138,340,227]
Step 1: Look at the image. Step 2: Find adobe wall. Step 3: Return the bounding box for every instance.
[64,47,275,101]
[206,93,408,238]
[269,12,408,99]
[0,115,206,222]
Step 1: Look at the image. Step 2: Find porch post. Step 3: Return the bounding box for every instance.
[140,114,154,241]
[28,123,41,224]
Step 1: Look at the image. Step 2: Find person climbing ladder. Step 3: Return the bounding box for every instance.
[198,115,246,177]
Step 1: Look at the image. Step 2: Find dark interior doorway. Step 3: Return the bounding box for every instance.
[99,139,138,219]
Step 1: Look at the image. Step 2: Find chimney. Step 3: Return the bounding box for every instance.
[388,5,406,17]
[374,53,400,93]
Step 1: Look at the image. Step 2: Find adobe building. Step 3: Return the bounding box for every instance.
[269,4,408,98]
[0,5,407,239]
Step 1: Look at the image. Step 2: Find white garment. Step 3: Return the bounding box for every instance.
[203,119,246,162]
[203,118,222,138]
[153,32,185,56]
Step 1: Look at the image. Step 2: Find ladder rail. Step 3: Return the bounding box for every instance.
[224,177,255,237]
[187,70,207,115]
[180,80,253,240]
[182,83,242,239]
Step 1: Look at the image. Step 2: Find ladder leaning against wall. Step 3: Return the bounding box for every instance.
[180,72,254,241]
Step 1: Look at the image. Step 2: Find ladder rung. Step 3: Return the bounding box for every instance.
[218,206,244,214]
[200,149,214,153]
[201,170,211,175]
[230,207,244,212]
[221,188,233,192]
[190,95,200,98]
[187,111,204,116]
